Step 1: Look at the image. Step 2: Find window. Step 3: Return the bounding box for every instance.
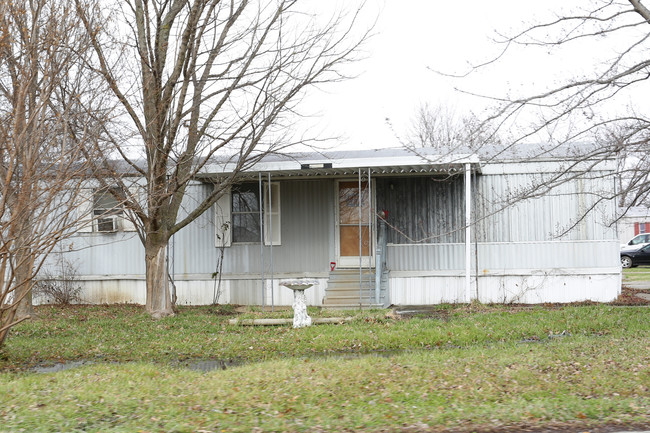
[78,186,137,233]
[635,222,650,235]
[232,183,261,243]
[214,182,280,247]
[93,189,124,232]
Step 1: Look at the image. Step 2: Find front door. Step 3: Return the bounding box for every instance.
[336,180,374,268]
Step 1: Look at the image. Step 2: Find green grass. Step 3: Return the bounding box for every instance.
[623,267,650,283]
[1,304,650,432]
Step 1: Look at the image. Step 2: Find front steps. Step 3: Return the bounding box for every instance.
[322,269,386,309]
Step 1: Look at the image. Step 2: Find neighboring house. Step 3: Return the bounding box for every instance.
[44,146,620,307]
[617,206,650,248]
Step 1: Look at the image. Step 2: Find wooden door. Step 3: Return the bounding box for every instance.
[337,180,373,267]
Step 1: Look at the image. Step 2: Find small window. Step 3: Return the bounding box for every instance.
[231,184,261,243]
[93,188,124,233]
[226,182,280,245]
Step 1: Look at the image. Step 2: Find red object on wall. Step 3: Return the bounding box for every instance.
[635,222,640,235]
[330,262,336,271]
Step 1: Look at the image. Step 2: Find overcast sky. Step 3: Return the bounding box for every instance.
[300,0,646,151]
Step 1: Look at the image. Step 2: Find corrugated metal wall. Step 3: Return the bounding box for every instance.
[474,171,617,243]
[210,179,334,276]
[382,170,618,272]
[59,167,618,281]
[59,233,144,276]
[61,179,336,279]
[376,176,465,244]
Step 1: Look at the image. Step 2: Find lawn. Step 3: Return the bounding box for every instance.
[622,267,650,282]
[1,303,649,432]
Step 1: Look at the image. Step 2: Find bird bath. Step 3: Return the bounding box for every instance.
[280,279,317,328]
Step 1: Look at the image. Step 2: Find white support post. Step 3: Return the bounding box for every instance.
[258,173,265,310]
[465,163,472,303]
[358,171,362,308]
[268,172,274,312]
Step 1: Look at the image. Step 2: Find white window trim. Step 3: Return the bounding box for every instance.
[78,186,138,234]
[214,182,281,247]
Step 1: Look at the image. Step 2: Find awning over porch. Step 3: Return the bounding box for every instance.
[197,147,481,180]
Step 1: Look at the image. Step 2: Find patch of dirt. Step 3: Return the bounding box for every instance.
[611,286,650,305]
[389,307,451,320]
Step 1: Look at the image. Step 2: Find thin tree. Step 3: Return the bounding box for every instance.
[463,0,650,212]
[0,0,106,347]
[404,102,502,152]
[75,0,370,317]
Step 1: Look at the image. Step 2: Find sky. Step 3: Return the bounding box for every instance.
[300,0,648,151]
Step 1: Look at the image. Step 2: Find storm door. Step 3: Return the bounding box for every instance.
[336,180,374,268]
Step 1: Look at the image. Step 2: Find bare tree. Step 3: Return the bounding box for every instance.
[0,0,105,347]
[74,0,369,318]
[405,102,502,151]
[465,0,650,211]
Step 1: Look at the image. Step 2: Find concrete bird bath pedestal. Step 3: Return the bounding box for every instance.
[280,279,317,328]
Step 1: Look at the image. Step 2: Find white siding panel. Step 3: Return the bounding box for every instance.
[387,240,619,272]
[389,276,465,305]
[388,272,620,305]
[475,171,617,243]
[175,280,230,305]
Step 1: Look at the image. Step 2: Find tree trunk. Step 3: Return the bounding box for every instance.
[144,238,174,318]
[10,198,35,321]
[14,271,34,320]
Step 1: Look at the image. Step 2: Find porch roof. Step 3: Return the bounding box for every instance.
[197,148,481,180]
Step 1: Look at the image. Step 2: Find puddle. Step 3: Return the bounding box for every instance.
[519,330,571,344]
[27,333,573,374]
[174,358,242,372]
[32,360,94,374]
[30,358,243,374]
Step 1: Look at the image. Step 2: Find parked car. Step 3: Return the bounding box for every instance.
[620,244,650,268]
[621,233,650,252]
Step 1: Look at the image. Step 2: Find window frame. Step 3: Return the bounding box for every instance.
[214,181,281,247]
[231,183,263,244]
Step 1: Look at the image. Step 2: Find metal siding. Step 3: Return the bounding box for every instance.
[63,167,618,286]
[389,273,620,305]
[58,233,144,276]
[172,183,219,276]
[474,171,617,243]
[376,176,465,244]
[216,179,335,275]
[476,240,619,270]
[387,244,465,271]
[386,170,617,272]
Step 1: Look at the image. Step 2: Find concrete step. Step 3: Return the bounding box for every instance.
[322,303,385,310]
[324,269,386,309]
[328,274,376,282]
[326,287,374,295]
[326,284,374,291]
[323,295,375,303]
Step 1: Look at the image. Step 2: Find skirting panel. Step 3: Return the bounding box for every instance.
[389,272,621,305]
[38,277,328,306]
